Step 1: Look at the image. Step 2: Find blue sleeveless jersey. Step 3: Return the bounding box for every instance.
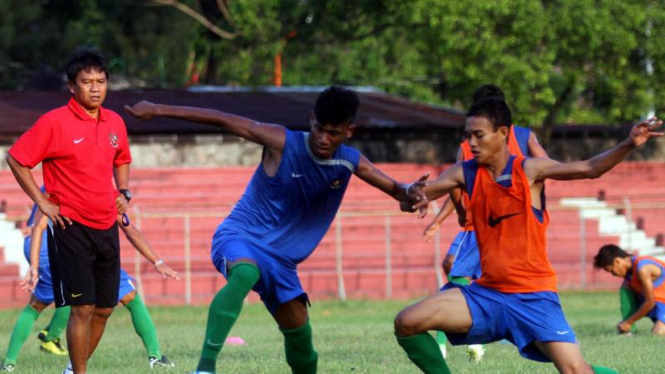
[218,130,360,265]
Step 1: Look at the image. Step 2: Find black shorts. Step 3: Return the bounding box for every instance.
[47,220,120,308]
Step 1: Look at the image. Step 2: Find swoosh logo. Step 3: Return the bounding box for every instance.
[292,173,305,178]
[487,212,521,227]
[556,330,569,335]
[207,339,224,347]
[71,293,83,298]
[74,138,84,144]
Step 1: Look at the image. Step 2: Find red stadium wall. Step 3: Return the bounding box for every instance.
[1,162,663,308]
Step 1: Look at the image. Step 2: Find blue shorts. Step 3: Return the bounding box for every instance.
[118,269,136,300]
[448,231,481,280]
[443,282,577,362]
[646,301,665,324]
[24,237,54,304]
[211,230,308,315]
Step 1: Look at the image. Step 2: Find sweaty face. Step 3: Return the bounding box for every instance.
[464,116,508,164]
[308,120,355,159]
[68,68,107,114]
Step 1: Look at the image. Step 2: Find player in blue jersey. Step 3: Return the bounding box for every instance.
[423,85,549,361]
[0,199,179,372]
[124,86,427,374]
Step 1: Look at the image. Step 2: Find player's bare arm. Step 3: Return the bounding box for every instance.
[618,264,661,332]
[423,196,456,243]
[5,155,71,229]
[354,155,428,203]
[124,101,286,153]
[114,163,130,214]
[527,131,549,158]
[20,213,48,292]
[412,163,466,215]
[524,118,663,183]
[118,217,180,280]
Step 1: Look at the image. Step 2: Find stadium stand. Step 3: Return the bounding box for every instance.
[1,162,663,308]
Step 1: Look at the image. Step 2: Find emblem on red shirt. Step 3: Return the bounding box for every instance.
[109,132,119,148]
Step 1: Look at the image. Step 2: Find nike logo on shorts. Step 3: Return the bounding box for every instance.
[74,138,84,144]
[487,212,521,227]
[71,293,83,298]
[292,173,305,178]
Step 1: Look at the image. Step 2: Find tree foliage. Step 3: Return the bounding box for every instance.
[1,0,662,143]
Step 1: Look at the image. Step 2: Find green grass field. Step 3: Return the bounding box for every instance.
[0,291,659,374]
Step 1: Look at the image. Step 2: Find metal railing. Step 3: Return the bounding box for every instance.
[4,197,665,307]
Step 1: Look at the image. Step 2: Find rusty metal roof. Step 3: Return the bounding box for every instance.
[0,87,466,141]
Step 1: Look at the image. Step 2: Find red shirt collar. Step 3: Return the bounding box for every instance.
[67,97,108,122]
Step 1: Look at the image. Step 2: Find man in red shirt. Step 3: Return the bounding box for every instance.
[5,48,132,374]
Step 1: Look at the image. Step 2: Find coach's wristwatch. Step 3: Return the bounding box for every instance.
[119,189,132,203]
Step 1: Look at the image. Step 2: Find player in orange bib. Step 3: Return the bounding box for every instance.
[395,97,661,374]
[423,85,549,361]
[594,244,665,335]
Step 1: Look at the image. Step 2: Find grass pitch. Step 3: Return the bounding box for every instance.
[0,291,658,373]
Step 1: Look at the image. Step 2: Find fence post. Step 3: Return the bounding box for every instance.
[385,215,392,299]
[580,211,586,290]
[184,213,192,305]
[133,207,144,298]
[335,216,346,301]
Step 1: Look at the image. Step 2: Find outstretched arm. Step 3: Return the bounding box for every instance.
[119,217,179,280]
[618,265,660,332]
[124,101,286,152]
[354,155,428,203]
[525,118,663,182]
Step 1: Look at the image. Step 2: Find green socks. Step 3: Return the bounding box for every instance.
[592,365,620,374]
[4,305,40,364]
[435,331,447,347]
[396,333,452,374]
[44,306,71,342]
[125,294,162,359]
[197,262,260,373]
[619,286,638,333]
[448,276,471,286]
[281,320,318,374]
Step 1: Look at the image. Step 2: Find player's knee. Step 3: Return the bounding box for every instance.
[652,326,665,336]
[394,310,417,337]
[93,307,114,321]
[230,263,260,285]
[443,259,454,275]
[70,304,95,320]
[29,299,48,313]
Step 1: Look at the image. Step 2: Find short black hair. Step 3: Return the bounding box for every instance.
[472,84,505,104]
[66,48,108,82]
[314,86,360,126]
[466,97,512,131]
[594,244,631,269]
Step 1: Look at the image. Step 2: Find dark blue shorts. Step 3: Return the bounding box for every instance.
[443,282,577,362]
[448,231,481,280]
[211,230,309,315]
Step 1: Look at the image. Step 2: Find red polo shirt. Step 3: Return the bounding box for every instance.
[9,97,132,230]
